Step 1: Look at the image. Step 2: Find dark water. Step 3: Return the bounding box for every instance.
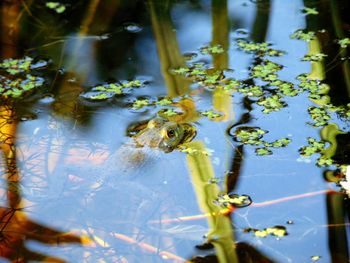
[0,0,350,262]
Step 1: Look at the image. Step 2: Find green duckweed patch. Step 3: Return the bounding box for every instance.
[308,106,331,127]
[337,38,350,48]
[46,2,66,13]
[244,225,288,238]
[200,44,225,55]
[301,53,327,62]
[233,126,291,155]
[214,193,252,208]
[0,56,48,100]
[236,40,284,57]
[201,109,223,120]
[299,137,334,167]
[80,80,145,101]
[301,7,318,15]
[290,29,316,42]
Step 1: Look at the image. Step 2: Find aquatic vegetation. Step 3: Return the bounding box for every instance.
[299,137,326,156]
[0,57,48,75]
[0,57,48,100]
[200,44,224,55]
[233,126,291,155]
[290,29,316,42]
[80,80,145,101]
[201,109,223,120]
[236,40,284,57]
[271,80,301,97]
[250,60,282,82]
[297,74,329,100]
[299,137,334,167]
[131,98,150,110]
[337,38,350,48]
[308,106,331,127]
[178,145,213,156]
[301,53,327,62]
[244,226,288,238]
[255,147,272,156]
[214,193,252,208]
[257,94,286,113]
[46,2,66,13]
[301,7,319,15]
[238,85,263,97]
[234,127,266,145]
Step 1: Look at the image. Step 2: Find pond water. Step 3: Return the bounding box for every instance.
[0,0,350,262]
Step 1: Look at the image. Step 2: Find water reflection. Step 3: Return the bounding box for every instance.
[0,0,350,261]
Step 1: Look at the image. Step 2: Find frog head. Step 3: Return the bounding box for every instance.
[130,117,196,153]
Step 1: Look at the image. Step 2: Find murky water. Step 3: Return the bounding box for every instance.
[0,0,350,262]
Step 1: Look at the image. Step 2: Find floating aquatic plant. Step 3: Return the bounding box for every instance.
[271,80,301,97]
[131,98,150,110]
[178,145,213,156]
[337,38,350,48]
[255,147,272,156]
[214,193,252,208]
[301,53,327,62]
[46,2,66,13]
[290,29,316,42]
[299,137,334,167]
[233,126,291,155]
[200,44,224,55]
[201,109,223,120]
[307,106,331,127]
[251,60,282,82]
[299,137,326,156]
[244,226,288,238]
[80,80,145,101]
[301,7,318,15]
[257,95,286,113]
[236,40,284,57]
[238,85,263,97]
[0,56,48,100]
[0,56,48,75]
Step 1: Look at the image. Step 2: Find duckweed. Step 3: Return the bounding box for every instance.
[233,126,290,155]
[290,29,316,42]
[337,38,350,48]
[301,7,318,15]
[214,193,252,208]
[251,60,282,82]
[257,95,286,113]
[80,80,145,100]
[299,137,326,156]
[236,40,284,57]
[201,110,223,120]
[46,2,66,13]
[244,225,288,238]
[200,44,224,55]
[308,106,331,127]
[301,53,327,62]
[0,56,48,100]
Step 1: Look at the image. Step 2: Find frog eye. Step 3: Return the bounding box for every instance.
[167,129,176,138]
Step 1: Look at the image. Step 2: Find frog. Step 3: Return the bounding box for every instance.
[128,116,197,153]
[68,116,197,185]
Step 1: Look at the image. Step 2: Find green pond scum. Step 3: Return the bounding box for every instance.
[0,0,350,262]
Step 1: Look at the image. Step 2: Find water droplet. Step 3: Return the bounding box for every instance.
[124,23,143,33]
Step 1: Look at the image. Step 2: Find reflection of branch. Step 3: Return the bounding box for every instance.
[148,189,336,224]
[185,141,238,263]
[148,0,189,97]
[0,104,88,262]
